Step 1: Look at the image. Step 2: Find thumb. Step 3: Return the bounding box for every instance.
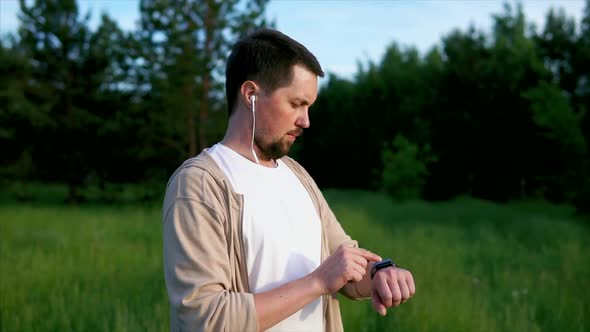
[371,289,387,316]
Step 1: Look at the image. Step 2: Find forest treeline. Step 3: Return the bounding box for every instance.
[1,0,589,213]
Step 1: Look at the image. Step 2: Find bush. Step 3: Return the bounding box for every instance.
[380,134,436,200]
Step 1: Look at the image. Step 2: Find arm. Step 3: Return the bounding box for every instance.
[306,175,416,312]
[253,274,322,331]
[309,181,415,309]
[314,191,374,300]
[254,245,381,331]
[270,158,412,317]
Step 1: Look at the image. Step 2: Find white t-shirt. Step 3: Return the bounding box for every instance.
[208,143,324,332]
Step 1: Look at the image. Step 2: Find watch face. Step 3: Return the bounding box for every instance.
[377,259,392,268]
[372,259,395,279]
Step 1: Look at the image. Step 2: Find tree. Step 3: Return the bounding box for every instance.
[381,134,436,200]
[530,1,590,210]
[0,37,36,185]
[135,0,270,160]
[17,0,125,202]
[523,82,587,201]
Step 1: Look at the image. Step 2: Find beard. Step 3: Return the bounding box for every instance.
[256,135,294,161]
[255,129,302,161]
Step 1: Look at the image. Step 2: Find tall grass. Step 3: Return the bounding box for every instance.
[1,191,588,331]
[0,204,167,332]
[327,191,589,332]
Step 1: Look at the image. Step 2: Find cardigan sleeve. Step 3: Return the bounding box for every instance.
[162,170,259,332]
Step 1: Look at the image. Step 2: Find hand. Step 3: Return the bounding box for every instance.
[311,245,382,295]
[371,266,415,316]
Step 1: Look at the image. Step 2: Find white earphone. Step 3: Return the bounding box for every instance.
[250,95,260,164]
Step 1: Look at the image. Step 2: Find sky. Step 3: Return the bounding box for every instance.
[1,0,586,79]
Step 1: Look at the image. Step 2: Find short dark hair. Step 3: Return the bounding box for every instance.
[225,28,324,116]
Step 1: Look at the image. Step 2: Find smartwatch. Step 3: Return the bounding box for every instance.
[371,258,398,279]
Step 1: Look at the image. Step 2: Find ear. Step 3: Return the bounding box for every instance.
[240,80,258,108]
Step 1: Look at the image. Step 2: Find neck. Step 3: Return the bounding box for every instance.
[221,111,277,168]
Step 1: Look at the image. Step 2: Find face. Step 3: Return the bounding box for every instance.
[254,64,318,161]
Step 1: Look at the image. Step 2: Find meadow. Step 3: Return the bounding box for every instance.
[1,190,588,332]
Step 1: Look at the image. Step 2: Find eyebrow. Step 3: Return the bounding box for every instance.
[292,97,310,106]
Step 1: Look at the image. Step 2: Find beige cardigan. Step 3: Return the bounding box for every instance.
[162,150,366,332]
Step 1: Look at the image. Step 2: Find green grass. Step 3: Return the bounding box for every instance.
[1,190,588,331]
[0,204,168,332]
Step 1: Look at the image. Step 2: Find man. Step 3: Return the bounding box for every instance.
[162,28,415,332]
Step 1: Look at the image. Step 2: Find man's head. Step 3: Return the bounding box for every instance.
[225,28,324,116]
[224,29,324,161]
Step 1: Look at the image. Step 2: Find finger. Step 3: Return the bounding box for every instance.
[375,277,393,307]
[351,260,367,277]
[348,269,364,283]
[350,252,370,270]
[406,272,416,296]
[371,288,387,316]
[344,260,365,282]
[398,278,410,303]
[354,248,382,262]
[345,248,380,269]
[388,277,402,307]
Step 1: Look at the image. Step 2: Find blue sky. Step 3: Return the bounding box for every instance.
[1,0,586,79]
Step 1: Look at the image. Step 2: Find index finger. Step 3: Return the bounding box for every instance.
[354,248,382,262]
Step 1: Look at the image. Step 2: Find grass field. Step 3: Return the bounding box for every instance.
[1,190,588,332]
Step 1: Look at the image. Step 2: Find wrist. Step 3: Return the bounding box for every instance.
[370,258,398,279]
[306,272,327,297]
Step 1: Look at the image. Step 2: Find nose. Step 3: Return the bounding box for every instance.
[295,108,310,129]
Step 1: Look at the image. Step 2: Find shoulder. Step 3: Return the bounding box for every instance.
[163,150,232,210]
[281,156,314,182]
